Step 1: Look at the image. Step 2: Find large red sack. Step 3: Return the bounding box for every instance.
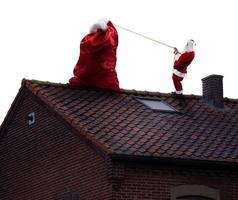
[69,20,121,92]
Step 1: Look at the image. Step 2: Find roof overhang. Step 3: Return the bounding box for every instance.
[110,153,238,169]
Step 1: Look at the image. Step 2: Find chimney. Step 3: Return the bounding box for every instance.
[202,74,224,108]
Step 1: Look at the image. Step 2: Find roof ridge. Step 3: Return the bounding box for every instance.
[122,89,202,99]
[21,78,121,93]
[21,79,200,98]
[21,78,68,88]
[21,78,238,102]
[224,97,238,103]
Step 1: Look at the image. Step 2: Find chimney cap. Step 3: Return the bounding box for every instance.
[202,74,223,81]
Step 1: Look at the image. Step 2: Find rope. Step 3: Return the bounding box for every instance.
[114,23,175,49]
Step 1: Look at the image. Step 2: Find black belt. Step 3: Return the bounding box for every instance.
[174,66,185,71]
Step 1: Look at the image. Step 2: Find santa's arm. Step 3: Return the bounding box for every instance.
[174,48,181,61]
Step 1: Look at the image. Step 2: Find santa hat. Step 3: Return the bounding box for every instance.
[89,18,110,33]
[183,39,196,52]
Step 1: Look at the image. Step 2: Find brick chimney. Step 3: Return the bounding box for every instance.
[202,74,224,108]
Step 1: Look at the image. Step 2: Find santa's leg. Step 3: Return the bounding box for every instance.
[172,74,183,94]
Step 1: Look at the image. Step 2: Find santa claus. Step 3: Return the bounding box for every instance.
[69,19,121,92]
[172,39,196,95]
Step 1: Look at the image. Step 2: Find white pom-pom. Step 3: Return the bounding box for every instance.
[89,19,109,33]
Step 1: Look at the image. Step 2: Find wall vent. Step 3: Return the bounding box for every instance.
[27,112,35,125]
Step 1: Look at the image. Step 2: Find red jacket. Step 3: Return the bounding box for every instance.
[69,21,121,92]
[174,51,195,73]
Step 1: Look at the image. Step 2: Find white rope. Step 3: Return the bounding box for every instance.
[114,23,175,49]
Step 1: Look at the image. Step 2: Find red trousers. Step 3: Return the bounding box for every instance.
[172,73,184,92]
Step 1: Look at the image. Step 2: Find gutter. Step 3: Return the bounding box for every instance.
[109,153,238,170]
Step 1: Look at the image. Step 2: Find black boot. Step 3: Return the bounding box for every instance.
[171,92,183,97]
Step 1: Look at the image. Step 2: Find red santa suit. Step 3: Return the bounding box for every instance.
[69,19,121,92]
[172,40,195,94]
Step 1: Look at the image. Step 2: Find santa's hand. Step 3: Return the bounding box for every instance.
[174,47,179,54]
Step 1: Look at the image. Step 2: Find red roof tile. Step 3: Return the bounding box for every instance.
[21,79,238,164]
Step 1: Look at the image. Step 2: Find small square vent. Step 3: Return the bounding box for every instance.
[136,97,177,112]
[27,112,35,125]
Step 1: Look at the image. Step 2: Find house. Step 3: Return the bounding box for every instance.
[0,75,238,200]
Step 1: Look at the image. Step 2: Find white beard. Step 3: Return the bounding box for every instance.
[183,40,195,53]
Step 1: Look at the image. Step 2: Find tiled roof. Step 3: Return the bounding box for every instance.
[22,79,238,164]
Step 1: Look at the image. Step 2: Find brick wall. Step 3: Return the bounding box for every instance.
[111,161,238,200]
[0,89,111,200]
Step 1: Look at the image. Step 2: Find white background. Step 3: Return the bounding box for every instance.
[1,0,238,124]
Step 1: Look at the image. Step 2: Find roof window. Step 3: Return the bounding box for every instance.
[136,97,177,112]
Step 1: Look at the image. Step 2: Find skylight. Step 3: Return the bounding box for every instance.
[137,97,177,112]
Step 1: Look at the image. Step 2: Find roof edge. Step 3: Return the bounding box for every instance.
[110,153,238,169]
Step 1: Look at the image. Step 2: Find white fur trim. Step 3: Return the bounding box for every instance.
[173,69,187,78]
[89,19,109,33]
[176,90,183,94]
